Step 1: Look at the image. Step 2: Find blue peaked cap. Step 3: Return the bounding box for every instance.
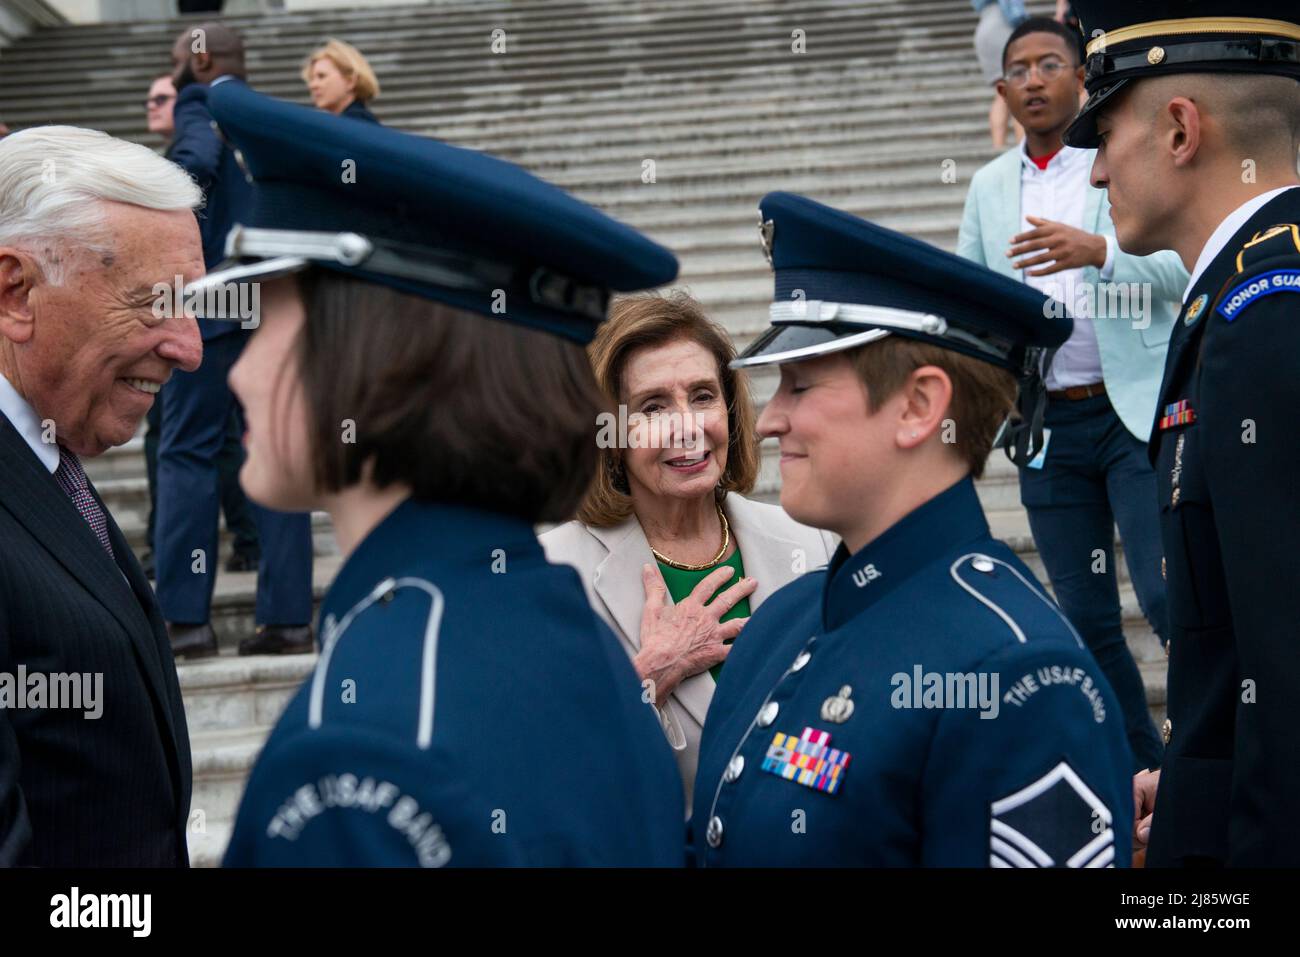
[733,192,1070,372]
[733,193,1071,468]
[187,82,678,343]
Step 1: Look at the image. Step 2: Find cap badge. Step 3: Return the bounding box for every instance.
[758,214,775,266]
[1147,46,1166,65]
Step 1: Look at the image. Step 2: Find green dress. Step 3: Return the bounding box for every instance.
[655,546,751,682]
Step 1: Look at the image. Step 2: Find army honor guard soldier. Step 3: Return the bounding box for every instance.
[183,82,686,866]
[1064,1,1300,866]
[690,193,1135,866]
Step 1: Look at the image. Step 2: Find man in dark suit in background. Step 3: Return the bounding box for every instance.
[0,125,202,866]
[159,22,314,660]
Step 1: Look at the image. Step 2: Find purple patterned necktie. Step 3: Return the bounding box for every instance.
[54,446,115,558]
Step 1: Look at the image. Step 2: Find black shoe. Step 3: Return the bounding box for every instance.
[239,624,313,656]
[141,550,156,581]
[167,622,219,660]
[225,551,260,573]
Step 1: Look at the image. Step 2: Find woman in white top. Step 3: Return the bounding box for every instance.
[541,292,834,806]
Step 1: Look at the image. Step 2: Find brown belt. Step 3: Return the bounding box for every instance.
[1047,382,1107,401]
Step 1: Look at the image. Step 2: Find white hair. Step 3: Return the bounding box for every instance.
[0,125,203,285]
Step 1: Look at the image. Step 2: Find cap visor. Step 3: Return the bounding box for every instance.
[181,256,311,323]
[1064,80,1129,149]
[730,323,891,370]
[184,255,310,307]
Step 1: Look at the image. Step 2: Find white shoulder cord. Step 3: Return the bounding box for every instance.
[308,576,446,750]
[948,554,1085,649]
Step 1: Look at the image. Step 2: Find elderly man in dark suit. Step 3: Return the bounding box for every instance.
[0,125,202,866]
[157,22,314,660]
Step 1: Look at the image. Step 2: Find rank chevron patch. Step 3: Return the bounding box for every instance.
[989,761,1114,868]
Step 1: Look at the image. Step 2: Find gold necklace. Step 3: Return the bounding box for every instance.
[650,503,730,571]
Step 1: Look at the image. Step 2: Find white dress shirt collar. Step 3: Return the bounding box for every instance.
[1184,186,1300,302]
[1019,141,1091,174]
[0,372,58,474]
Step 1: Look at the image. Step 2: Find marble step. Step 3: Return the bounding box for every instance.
[10,0,983,50]
[179,649,317,735]
[188,726,267,867]
[0,47,994,126]
[1,2,983,73]
[196,554,345,649]
[188,818,233,869]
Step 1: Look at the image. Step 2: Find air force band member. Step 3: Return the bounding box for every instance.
[186,82,686,866]
[690,192,1135,867]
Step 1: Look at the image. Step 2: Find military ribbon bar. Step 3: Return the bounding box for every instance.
[1159,399,1196,431]
[761,726,851,795]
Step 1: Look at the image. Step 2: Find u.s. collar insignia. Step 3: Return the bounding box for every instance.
[820,685,854,724]
[1184,293,1208,326]
[761,726,851,795]
[758,214,775,266]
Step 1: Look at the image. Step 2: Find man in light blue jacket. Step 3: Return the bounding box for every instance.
[957,17,1188,771]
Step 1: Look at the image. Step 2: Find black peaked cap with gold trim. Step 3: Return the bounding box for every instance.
[1064,1,1300,148]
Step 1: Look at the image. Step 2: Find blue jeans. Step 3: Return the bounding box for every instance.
[1018,393,1165,770]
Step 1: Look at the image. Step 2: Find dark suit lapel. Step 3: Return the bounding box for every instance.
[0,419,181,751]
[97,484,189,788]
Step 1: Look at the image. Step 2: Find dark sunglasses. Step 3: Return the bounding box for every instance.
[144,94,176,109]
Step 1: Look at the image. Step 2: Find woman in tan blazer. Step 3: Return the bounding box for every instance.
[540,293,834,807]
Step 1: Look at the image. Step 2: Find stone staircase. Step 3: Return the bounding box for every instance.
[0,0,1165,866]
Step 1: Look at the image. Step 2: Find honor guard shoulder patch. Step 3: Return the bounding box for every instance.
[1216,269,1300,322]
[1216,224,1300,321]
[990,761,1114,868]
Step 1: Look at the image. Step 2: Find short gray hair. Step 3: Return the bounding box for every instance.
[0,125,203,284]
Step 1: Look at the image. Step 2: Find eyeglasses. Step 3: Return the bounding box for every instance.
[144,94,176,109]
[1003,58,1070,87]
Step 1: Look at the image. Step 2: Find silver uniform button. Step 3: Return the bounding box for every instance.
[791,649,812,672]
[972,556,995,573]
[724,754,745,783]
[757,700,779,728]
[706,816,724,848]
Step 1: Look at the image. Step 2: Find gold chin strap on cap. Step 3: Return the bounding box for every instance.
[1085,17,1300,57]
